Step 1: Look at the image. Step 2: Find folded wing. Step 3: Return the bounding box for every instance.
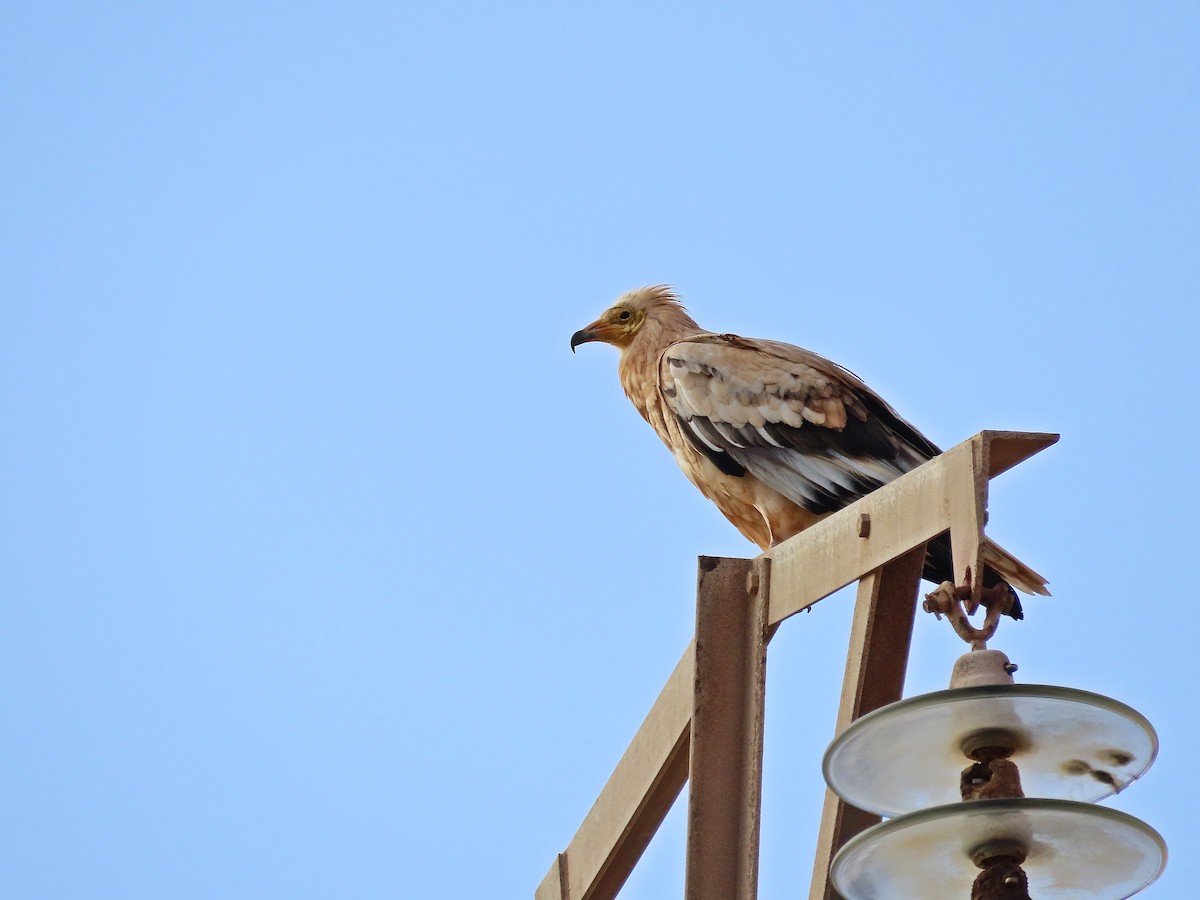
[659,333,941,514]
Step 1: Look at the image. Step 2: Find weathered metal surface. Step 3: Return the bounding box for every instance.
[972,857,1031,900]
[685,557,770,900]
[809,544,927,900]
[537,431,1058,900]
[534,854,569,900]
[768,432,1056,625]
[536,643,696,900]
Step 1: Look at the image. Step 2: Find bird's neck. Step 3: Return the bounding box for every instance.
[618,315,701,424]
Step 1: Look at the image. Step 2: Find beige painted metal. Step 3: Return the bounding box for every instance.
[536,431,1058,900]
[535,643,695,900]
[808,544,928,900]
[766,431,1056,625]
[535,855,569,900]
[685,557,771,900]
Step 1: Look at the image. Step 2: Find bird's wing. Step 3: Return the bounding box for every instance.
[658,333,941,513]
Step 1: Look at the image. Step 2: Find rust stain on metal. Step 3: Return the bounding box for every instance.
[686,556,768,900]
[972,857,1031,900]
[961,757,1025,802]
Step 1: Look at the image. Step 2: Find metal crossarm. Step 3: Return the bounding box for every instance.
[537,431,1058,900]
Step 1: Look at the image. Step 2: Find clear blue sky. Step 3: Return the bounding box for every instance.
[3,3,1196,897]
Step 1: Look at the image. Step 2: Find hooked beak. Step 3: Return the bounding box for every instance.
[570,318,613,353]
[570,326,598,353]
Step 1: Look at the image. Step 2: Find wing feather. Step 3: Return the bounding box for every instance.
[660,333,940,514]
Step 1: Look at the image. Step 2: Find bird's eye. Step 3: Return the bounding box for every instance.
[618,310,632,321]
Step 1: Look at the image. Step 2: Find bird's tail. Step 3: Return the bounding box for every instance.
[923,533,1050,621]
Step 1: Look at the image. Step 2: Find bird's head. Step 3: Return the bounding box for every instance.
[570,285,692,353]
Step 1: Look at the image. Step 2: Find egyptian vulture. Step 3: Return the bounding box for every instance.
[571,285,1027,618]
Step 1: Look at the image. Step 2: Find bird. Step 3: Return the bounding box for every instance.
[570,285,1035,619]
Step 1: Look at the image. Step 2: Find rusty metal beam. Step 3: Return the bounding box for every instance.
[685,557,771,900]
[808,544,928,900]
